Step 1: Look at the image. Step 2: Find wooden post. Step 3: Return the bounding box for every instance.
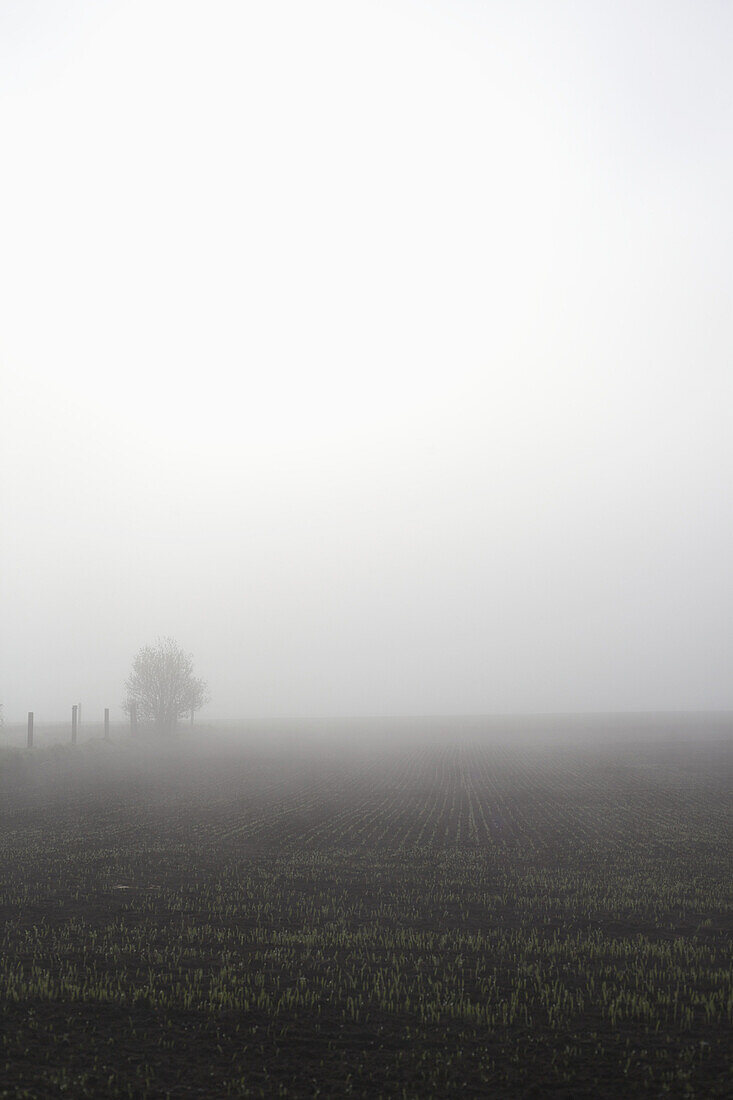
[27,711,34,749]
[104,708,110,741]
[77,702,82,729]
[130,702,137,737]
[71,704,78,745]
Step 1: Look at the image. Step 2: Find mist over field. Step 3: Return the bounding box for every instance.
[1,6,732,1096]
[1,712,731,1096]
[1,0,732,724]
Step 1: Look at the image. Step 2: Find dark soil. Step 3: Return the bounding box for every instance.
[1,724,731,1097]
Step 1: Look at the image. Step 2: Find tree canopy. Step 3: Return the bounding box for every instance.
[124,638,208,734]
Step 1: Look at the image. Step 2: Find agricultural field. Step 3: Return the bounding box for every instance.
[0,716,731,1097]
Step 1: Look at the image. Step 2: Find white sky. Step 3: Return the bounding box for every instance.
[1,0,732,721]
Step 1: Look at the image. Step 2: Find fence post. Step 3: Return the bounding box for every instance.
[104,708,110,741]
[27,711,34,749]
[71,704,78,746]
[130,702,137,737]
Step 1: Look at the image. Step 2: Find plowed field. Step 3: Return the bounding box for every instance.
[1,718,731,1097]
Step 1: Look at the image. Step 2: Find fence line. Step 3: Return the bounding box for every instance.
[4,705,199,748]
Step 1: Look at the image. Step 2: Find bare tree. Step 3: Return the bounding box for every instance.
[124,638,208,735]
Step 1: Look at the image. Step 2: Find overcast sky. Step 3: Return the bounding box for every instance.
[1,0,731,722]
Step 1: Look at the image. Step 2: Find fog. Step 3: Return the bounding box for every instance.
[1,0,731,722]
